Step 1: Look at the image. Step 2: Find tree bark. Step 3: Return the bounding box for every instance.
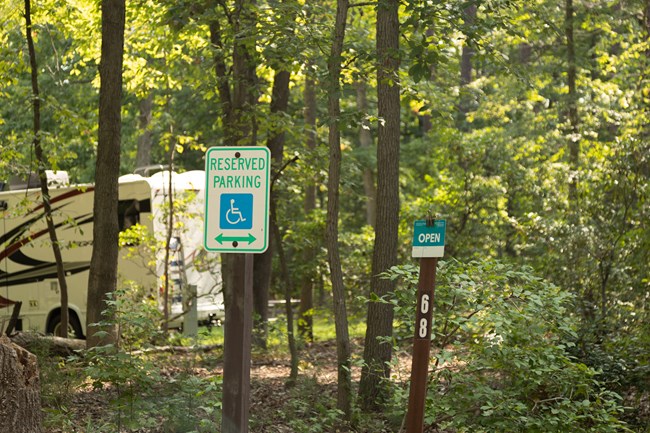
[86,0,125,348]
[326,0,352,418]
[24,0,71,339]
[358,0,400,411]
[0,336,43,433]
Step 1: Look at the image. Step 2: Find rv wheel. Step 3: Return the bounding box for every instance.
[48,311,84,339]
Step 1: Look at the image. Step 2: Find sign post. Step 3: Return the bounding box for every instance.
[405,218,446,433]
[204,146,270,433]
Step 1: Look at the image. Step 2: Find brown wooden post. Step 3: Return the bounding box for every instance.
[222,253,254,433]
[405,256,438,433]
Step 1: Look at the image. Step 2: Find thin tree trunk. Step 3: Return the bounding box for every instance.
[566,0,580,208]
[86,0,125,348]
[358,0,400,411]
[458,4,476,130]
[208,0,258,328]
[253,68,291,348]
[161,144,175,334]
[252,243,271,348]
[209,19,235,147]
[271,194,298,385]
[326,0,352,418]
[209,18,236,317]
[135,94,153,169]
[355,81,377,227]
[24,0,71,339]
[299,65,317,342]
[418,28,435,134]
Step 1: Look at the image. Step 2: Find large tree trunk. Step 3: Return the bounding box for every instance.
[0,336,43,433]
[86,0,125,348]
[325,0,352,418]
[358,0,400,411]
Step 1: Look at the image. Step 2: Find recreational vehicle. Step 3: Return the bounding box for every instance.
[0,170,223,337]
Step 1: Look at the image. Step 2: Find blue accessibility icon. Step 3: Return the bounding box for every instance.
[220,193,253,230]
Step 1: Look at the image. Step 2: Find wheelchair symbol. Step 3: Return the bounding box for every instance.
[219,193,253,230]
[226,199,246,225]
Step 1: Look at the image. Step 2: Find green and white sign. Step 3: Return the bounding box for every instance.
[203,146,270,253]
[412,219,446,258]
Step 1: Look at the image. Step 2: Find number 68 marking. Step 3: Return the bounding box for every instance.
[420,294,430,314]
[419,294,430,338]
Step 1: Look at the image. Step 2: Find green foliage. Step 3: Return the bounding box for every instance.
[280,379,347,433]
[49,288,223,432]
[384,259,629,432]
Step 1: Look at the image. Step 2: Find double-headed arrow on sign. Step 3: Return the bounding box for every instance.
[215,233,257,245]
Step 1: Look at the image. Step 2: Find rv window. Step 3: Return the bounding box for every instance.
[118,199,140,232]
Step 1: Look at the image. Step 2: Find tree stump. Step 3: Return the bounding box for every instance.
[0,335,43,433]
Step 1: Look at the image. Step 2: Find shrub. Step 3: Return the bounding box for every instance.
[384,259,629,432]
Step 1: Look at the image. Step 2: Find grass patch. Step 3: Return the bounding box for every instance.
[196,307,367,349]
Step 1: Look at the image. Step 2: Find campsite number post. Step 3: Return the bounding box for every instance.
[406,219,446,433]
[204,146,270,433]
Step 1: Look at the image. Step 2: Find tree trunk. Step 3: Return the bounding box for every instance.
[0,336,43,433]
[358,0,400,411]
[86,0,125,348]
[458,3,476,130]
[135,94,153,169]
[24,0,71,339]
[418,28,435,134]
[211,0,258,288]
[252,245,271,348]
[271,198,299,385]
[10,332,86,357]
[326,0,352,418]
[253,68,291,348]
[208,0,258,343]
[565,0,580,208]
[355,81,377,227]
[299,65,317,342]
[161,145,175,334]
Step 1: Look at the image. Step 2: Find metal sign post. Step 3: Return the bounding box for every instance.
[204,146,271,433]
[405,218,446,433]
